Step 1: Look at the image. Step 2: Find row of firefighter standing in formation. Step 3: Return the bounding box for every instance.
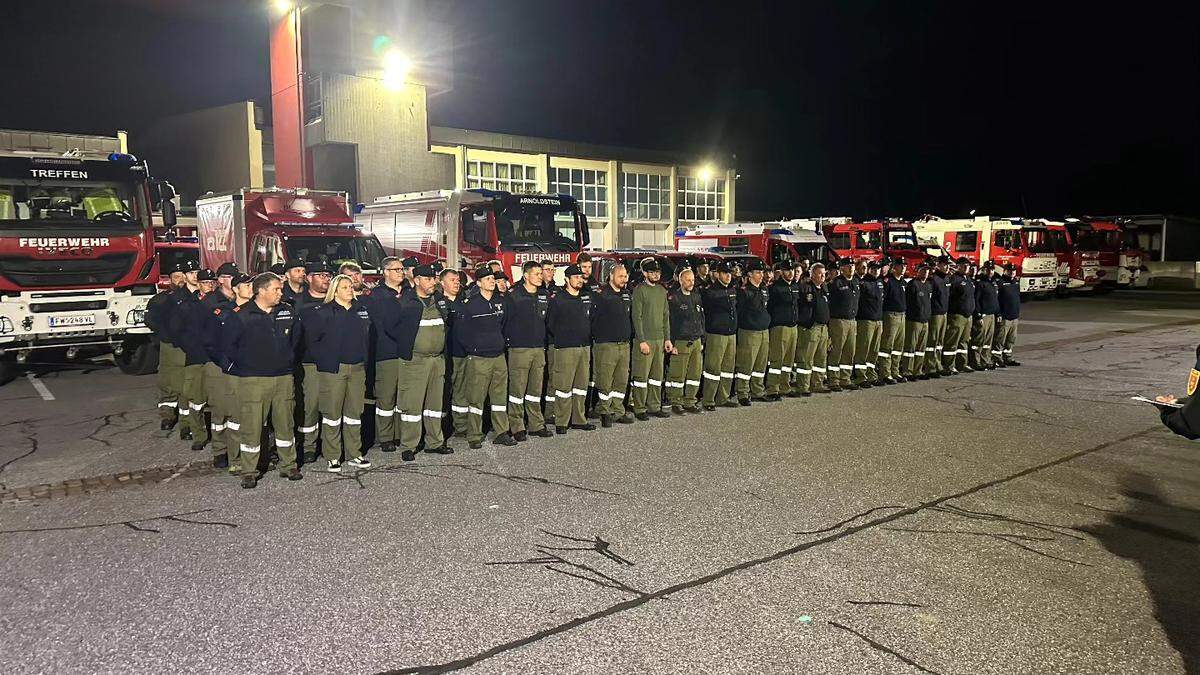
[146,251,1021,489]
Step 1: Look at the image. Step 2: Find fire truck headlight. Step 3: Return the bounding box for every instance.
[125,309,145,326]
[0,317,13,335]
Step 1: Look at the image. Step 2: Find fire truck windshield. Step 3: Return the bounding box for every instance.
[494,202,582,252]
[1024,229,1062,254]
[885,228,918,248]
[0,180,146,231]
[285,236,386,271]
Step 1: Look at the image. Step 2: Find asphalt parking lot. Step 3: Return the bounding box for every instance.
[2,291,1199,674]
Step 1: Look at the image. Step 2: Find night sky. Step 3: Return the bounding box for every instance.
[3,0,1197,219]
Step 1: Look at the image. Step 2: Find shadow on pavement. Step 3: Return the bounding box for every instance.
[1081,472,1200,673]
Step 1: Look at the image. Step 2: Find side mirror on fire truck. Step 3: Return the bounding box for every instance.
[580,213,591,247]
[151,180,178,227]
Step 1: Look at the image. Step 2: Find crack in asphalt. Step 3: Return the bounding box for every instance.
[0,508,237,536]
[378,426,1161,673]
[0,423,39,491]
[828,621,944,674]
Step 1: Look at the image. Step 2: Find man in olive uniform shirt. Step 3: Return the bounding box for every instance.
[826,257,860,391]
[734,258,771,404]
[765,260,800,400]
[853,260,884,387]
[630,257,673,419]
[700,261,739,409]
[387,264,452,460]
[795,263,831,395]
[591,262,635,427]
[666,265,705,412]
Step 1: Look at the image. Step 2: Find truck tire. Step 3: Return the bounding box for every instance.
[0,355,16,386]
[116,337,159,376]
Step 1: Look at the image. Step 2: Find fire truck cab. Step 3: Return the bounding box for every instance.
[357,188,589,282]
[1067,219,1143,289]
[674,222,828,268]
[912,216,1060,297]
[822,219,926,274]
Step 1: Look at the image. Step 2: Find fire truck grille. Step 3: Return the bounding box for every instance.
[0,254,135,287]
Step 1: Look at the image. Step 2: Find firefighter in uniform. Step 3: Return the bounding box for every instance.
[280,258,308,304]
[926,255,951,377]
[1155,345,1200,440]
[878,259,907,384]
[666,264,705,412]
[203,272,253,471]
[734,258,771,404]
[765,260,799,400]
[366,257,406,453]
[146,263,188,430]
[219,274,304,488]
[944,257,976,374]
[700,261,739,410]
[994,262,1022,367]
[547,264,595,434]
[902,263,932,379]
[173,266,211,449]
[504,261,554,440]
[439,268,470,440]
[197,266,238,464]
[971,260,1000,370]
[795,263,830,395]
[591,262,635,427]
[853,260,884,387]
[458,267,516,448]
[292,262,333,461]
[826,257,860,391]
[308,274,373,472]
[630,257,672,419]
[387,264,452,461]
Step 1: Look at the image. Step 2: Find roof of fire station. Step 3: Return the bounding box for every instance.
[428,126,718,168]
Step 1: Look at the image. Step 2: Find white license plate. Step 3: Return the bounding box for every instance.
[48,314,96,327]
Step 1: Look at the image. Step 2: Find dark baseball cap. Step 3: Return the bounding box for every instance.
[473,266,496,281]
[745,258,766,272]
[712,261,731,274]
[639,257,660,273]
[305,261,333,275]
[414,264,438,278]
[836,257,854,267]
[563,264,584,278]
[283,258,306,272]
[956,256,971,265]
[268,263,286,275]
[773,260,794,271]
[402,256,420,268]
[216,262,240,277]
[197,268,217,282]
[232,272,253,286]
[867,260,882,270]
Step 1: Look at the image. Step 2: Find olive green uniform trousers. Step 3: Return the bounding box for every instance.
[880,312,906,379]
[766,325,798,396]
[297,363,321,453]
[157,343,183,423]
[630,343,666,413]
[902,321,929,377]
[318,363,366,462]
[994,318,1018,363]
[398,353,446,451]
[734,329,769,398]
[795,324,830,393]
[925,314,947,373]
[665,338,703,405]
[237,374,296,476]
[551,346,590,426]
[179,363,209,445]
[945,314,973,371]
[827,318,856,386]
[701,333,737,405]
[592,341,630,417]
[506,347,546,434]
[373,358,401,445]
[465,354,509,443]
[449,356,469,436]
[853,319,882,384]
[970,315,996,368]
[203,362,234,460]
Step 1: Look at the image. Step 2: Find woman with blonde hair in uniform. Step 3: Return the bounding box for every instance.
[306,274,373,472]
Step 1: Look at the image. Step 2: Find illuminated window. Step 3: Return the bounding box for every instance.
[466,160,538,194]
[621,172,671,221]
[550,167,607,218]
[677,176,725,222]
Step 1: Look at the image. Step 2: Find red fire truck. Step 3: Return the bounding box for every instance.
[0,129,177,382]
[356,188,590,281]
[674,222,828,267]
[153,217,198,291]
[822,219,926,274]
[196,188,386,277]
[912,216,1061,297]
[1067,219,1144,289]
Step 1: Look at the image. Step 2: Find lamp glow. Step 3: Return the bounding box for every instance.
[382,50,412,90]
[272,0,293,14]
[697,164,716,183]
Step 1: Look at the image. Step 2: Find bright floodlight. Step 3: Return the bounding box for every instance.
[697,164,716,183]
[382,50,412,90]
[272,0,293,13]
